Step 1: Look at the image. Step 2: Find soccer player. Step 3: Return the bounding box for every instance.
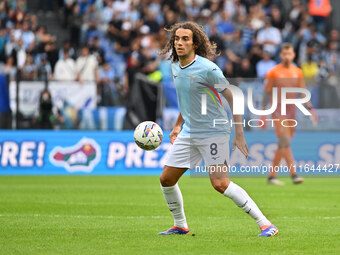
[262,43,316,185]
[158,22,278,237]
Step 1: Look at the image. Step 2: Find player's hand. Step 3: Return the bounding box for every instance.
[169,127,181,144]
[233,133,249,158]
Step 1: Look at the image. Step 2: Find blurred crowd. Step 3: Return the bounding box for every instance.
[0,0,339,107]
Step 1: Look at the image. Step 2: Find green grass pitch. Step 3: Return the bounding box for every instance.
[1,176,340,255]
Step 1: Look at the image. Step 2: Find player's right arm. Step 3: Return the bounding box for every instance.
[170,112,184,144]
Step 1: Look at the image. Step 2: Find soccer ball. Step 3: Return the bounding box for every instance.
[134,121,163,151]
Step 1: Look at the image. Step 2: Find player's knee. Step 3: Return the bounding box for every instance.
[160,174,176,187]
[211,180,229,194]
[279,136,290,148]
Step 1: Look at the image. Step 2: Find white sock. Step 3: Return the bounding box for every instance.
[223,181,271,228]
[161,183,188,229]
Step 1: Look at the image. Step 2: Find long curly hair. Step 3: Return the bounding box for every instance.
[159,22,220,62]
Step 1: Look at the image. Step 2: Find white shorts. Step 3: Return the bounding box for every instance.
[165,135,230,169]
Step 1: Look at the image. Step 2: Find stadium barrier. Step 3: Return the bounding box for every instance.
[0,130,339,176]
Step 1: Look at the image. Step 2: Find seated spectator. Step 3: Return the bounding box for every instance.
[29,14,39,32]
[115,22,135,55]
[186,0,200,20]
[287,0,304,32]
[242,18,256,51]
[80,2,101,45]
[235,58,255,79]
[209,25,225,55]
[144,10,160,34]
[270,5,285,30]
[16,38,26,69]
[76,45,98,83]
[301,54,319,84]
[98,62,116,106]
[4,34,17,59]
[223,61,237,78]
[89,36,105,66]
[248,44,263,67]
[101,0,114,25]
[329,29,340,49]
[37,54,53,81]
[21,54,38,81]
[217,11,235,41]
[34,26,55,52]
[256,17,281,57]
[45,40,59,72]
[248,4,265,30]
[54,50,76,81]
[21,21,35,52]
[0,56,17,81]
[59,40,75,60]
[226,30,247,63]
[308,0,331,33]
[106,12,122,41]
[256,50,276,78]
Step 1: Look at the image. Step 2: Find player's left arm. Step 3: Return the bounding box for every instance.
[299,76,312,108]
[221,89,249,158]
[208,66,249,158]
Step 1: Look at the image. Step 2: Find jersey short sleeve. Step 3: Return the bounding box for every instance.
[206,66,229,93]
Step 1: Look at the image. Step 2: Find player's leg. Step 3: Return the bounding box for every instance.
[201,136,278,237]
[159,165,189,234]
[209,167,278,237]
[283,126,304,184]
[158,136,201,235]
[268,134,289,185]
[269,121,303,184]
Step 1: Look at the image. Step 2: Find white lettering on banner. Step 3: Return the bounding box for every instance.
[125,143,143,168]
[1,142,19,167]
[106,142,172,169]
[107,142,126,167]
[144,150,159,168]
[318,144,340,165]
[19,142,36,167]
[36,142,45,167]
[0,141,46,168]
